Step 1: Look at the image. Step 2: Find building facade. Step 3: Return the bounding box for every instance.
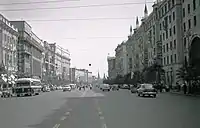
[111,0,200,87]
[0,14,18,87]
[115,42,128,76]
[44,43,70,85]
[107,56,116,79]
[182,0,200,69]
[11,21,44,79]
[74,68,93,84]
[69,68,76,83]
[42,41,56,83]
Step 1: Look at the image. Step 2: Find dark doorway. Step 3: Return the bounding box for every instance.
[189,37,200,72]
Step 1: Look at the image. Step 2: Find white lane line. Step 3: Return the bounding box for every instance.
[98,111,102,115]
[65,111,70,115]
[53,124,60,128]
[60,116,67,121]
[102,123,107,128]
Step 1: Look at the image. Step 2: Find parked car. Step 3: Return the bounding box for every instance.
[137,84,157,98]
[101,84,111,91]
[63,85,71,92]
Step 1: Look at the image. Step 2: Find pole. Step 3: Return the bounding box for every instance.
[6,55,9,89]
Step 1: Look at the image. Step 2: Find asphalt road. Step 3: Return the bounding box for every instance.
[0,88,200,128]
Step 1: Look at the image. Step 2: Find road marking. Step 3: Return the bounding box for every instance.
[98,111,102,115]
[53,124,60,128]
[65,111,70,115]
[60,116,67,121]
[100,116,104,120]
[102,123,107,128]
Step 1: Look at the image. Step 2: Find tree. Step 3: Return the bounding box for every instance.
[114,74,124,84]
[176,62,200,94]
[0,62,6,75]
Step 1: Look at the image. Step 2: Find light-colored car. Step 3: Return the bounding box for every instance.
[137,84,157,97]
[63,85,71,92]
[101,84,110,91]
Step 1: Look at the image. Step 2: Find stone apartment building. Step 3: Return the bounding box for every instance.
[182,0,200,67]
[110,0,200,87]
[115,42,128,76]
[44,43,70,84]
[107,56,116,79]
[130,0,200,86]
[0,14,18,87]
[11,21,44,79]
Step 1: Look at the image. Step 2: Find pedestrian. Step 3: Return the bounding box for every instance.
[183,83,187,94]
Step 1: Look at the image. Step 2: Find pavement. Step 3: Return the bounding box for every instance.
[0,88,200,128]
[170,90,200,97]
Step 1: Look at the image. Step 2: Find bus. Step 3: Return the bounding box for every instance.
[14,78,42,97]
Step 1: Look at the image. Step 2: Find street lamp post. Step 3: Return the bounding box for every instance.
[170,67,173,89]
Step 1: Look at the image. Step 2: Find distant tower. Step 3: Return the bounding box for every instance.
[103,73,106,80]
[136,16,139,28]
[97,71,100,80]
[144,1,148,18]
[130,25,133,35]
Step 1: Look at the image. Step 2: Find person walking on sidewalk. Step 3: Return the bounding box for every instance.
[183,83,187,94]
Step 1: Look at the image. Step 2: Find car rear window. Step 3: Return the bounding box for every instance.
[144,84,153,89]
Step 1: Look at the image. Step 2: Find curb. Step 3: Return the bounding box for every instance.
[170,92,200,97]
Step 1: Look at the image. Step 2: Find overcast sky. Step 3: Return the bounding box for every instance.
[1,0,153,77]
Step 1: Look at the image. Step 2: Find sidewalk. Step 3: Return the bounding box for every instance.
[170,91,200,97]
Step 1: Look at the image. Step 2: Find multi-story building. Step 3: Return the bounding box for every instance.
[132,15,148,72]
[75,69,86,84]
[42,41,56,82]
[124,0,200,87]
[115,42,128,76]
[107,56,116,79]
[11,21,44,79]
[126,29,134,74]
[46,43,70,84]
[182,0,200,69]
[151,0,182,87]
[0,14,18,88]
[74,68,93,84]
[69,67,76,83]
[87,71,93,84]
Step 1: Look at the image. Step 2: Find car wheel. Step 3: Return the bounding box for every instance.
[137,93,140,96]
[153,94,156,98]
[102,89,104,91]
[108,89,110,91]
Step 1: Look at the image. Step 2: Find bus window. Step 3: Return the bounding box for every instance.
[32,81,41,86]
[16,81,30,87]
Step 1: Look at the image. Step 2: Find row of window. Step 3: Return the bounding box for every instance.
[158,0,175,18]
[4,52,17,67]
[182,0,198,17]
[160,12,175,31]
[183,16,197,31]
[160,26,176,42]
[163,39,176,53]
[163,54,177,65]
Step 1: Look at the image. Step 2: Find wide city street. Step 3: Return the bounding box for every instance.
[0,87,200,128]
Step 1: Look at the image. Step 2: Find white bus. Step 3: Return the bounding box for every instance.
[14,78,42,97]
